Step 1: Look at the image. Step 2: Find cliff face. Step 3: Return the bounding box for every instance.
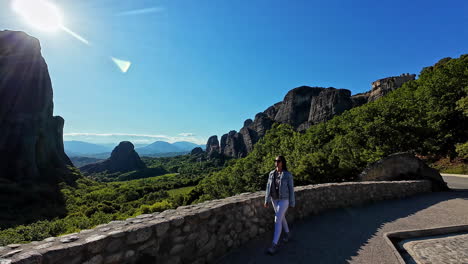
[207,74,416,158]
[350,73,416,104]
[206,135,220,158]
[209,86,355,158]
[80,141,146,174]
[0,30,73,183]
[368,73,416,102]
[274,86,324,128]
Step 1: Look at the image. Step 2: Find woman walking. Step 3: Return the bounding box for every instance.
[264,155,295,255]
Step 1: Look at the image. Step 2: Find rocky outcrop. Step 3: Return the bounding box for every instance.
[359,152,449,191]
[206,136,220,158]
[274,86,324,128]
[352,73,416,104]
[220,131,246,158]
[238,127,255,154]
[250,113,274,139]
[307,88,353,129]
[207,86,353,158]
[349,74,415,107]
[263,102,282,120]
[190,147,204,155]
[350,93,369,107]
[368,73,416,102]
[80,141,146,174]
[209,112,276,158]
[0,30,73,183]
[206,74,416,158]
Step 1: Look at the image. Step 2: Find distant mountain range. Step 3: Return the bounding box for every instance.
[64,140,205,158]
[64,141,113,156]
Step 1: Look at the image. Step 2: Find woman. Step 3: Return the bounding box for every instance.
[264,155,295,255]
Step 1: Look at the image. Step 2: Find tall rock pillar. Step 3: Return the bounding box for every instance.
[0,31,73,183]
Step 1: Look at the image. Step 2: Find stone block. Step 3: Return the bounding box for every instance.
[105,239,123,253]
[155,222,170,237]
[86,234,108,254]
[126,225,153,244]
[104,252,123,264]
[9,250,42,264]
[82,255,103,264]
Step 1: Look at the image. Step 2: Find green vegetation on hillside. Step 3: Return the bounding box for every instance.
[87,153,226,182]
[0,153,228,246]
[0,173,199,246]
[190,55,468,202]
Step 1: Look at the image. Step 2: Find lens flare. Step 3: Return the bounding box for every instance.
[111,57,132,73]
[12,0,63,32]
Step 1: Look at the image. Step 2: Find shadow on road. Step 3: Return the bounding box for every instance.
[217,190,468,264]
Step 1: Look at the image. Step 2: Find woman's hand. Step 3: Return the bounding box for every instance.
[263,203,269,208]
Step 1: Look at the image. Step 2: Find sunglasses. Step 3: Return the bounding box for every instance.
[274,160,282,163]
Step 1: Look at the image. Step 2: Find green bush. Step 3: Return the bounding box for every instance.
[456,142,468,159]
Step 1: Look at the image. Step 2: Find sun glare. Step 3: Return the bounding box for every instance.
[11,0,132,73]
[12,0,63,32]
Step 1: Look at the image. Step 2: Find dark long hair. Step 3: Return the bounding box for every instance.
[276,155,288,172]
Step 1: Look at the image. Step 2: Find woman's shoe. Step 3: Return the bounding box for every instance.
[266,243,279,255]
[282,232,290,243]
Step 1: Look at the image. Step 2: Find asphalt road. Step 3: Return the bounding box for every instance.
[442,174,468,189]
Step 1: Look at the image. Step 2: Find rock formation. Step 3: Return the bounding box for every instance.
[205,136,220,158]
[0,30,73,183]
[207,86,354,158]
[274,86,324,128]
[368,73,416,102]
[80,141,146,174]
[206,74,417,158]
[220,130,247,158]
[359,152,449,191]
[350,93,369,108]
[355,73,416,103]
[306,88,353,130]
[190,147,204,155]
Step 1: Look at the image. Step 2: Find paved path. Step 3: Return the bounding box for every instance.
[401,232,468,264]
[217,177,468,264]
[441,174,468,178]
[442,174,468,189]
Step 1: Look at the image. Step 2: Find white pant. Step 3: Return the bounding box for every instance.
[271,199,289,244]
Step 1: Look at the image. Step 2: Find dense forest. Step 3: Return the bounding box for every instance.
[0,55,466,246]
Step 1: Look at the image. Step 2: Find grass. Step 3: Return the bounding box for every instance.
[167,186,195,197]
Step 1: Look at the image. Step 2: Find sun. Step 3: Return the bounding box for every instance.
[12,0,63,32]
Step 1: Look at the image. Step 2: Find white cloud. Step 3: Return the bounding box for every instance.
[129,139,155,144]
[65,132,169,139]
[178,133,195,137]
[115,7,165,16]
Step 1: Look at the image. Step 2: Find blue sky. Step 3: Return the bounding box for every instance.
[2,0,467,145]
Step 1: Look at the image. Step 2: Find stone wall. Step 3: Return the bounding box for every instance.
[0,180,432,264]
